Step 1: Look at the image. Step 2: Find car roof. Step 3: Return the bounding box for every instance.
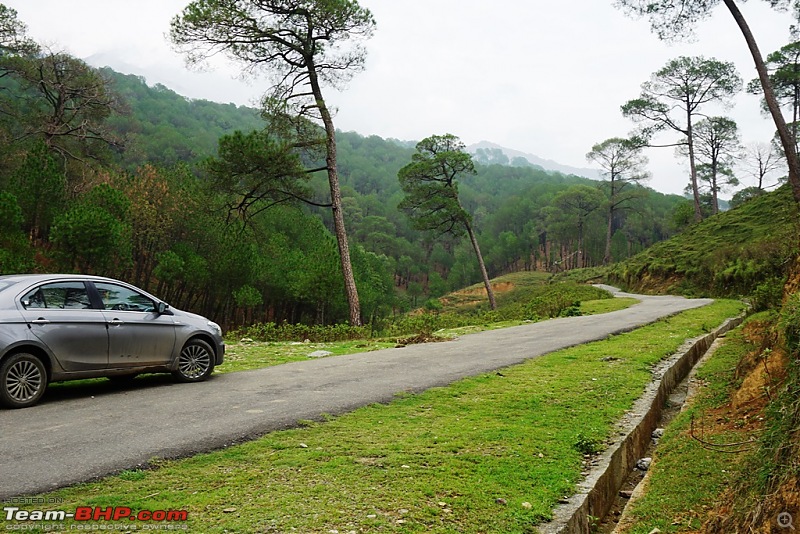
[0,274,116,284]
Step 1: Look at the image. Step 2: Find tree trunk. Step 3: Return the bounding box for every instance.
[604,177,615,265]
[465,222,496,310]
[686,105,703,221]
[724,0,800,203]
[307,61,362,326]
[711,162,720,215]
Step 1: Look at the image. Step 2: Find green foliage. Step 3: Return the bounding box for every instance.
[230,322,369,343]
[104,70,264,169]
[750,277,784,312]
[49,186,132,275]
[0,4,39,55]
[0,37,687,329]
[202,128,310,222]
[390,311,444,339]
[233,285,263,308]
[398,134,475,237]
[524,283,611,319]
[747,40,800,118]
[779,291,800,351]
[609,185,799,297]
[152,250,184,283]
[573,432,603,455]
[0,191,34,273]
[10,141,65,241]
[424,298,443,312]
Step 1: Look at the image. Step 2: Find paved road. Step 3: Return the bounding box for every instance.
[0,288,713,499]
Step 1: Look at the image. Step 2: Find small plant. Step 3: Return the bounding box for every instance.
[559,302,582,317]
[587,514,600,532]
[779,292,800,351]
[423,298,443,312]
[573,432,603,455]
[751,277,784,312]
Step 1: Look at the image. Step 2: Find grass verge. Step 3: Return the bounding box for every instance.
[25,300,744,533]
[614,319,761,534]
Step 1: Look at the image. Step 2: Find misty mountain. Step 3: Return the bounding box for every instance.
[467,141,603,180]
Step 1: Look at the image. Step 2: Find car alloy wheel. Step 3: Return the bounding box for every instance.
[0,353,47,409]
[173,339,214,382]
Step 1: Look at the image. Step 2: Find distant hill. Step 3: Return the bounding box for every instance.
[103,68,263,170]
[467,141,603,180]
[93,66,686,292]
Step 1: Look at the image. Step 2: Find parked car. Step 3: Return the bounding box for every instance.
[0,274,225,408]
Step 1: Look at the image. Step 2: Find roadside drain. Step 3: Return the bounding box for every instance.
[537,315,744,534]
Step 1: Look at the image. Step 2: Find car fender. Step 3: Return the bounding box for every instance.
[0,336,65,379]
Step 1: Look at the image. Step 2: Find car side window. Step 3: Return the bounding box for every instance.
[21,282,92,309]
[95,283,156,313]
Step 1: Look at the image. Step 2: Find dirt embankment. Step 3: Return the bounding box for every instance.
[697,319,798,533]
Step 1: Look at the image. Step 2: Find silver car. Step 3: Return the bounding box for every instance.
[0,274,225,408]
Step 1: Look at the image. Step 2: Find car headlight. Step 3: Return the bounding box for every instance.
[207,321,222,336]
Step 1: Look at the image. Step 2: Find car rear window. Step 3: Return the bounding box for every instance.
[21,282,92,309]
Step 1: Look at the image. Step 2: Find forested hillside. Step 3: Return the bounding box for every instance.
[609,183,799,301]
[108,70,688,307]
[103,69,264,170]
[0,18,687,328]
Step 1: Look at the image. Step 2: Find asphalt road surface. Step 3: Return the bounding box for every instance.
[0,287,713,499]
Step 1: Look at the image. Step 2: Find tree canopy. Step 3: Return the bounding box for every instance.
[171,0,377,326]
[615,0,800,202]
[622,55,741,221]
[399,134,497,309]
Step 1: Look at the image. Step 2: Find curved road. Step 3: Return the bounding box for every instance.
[0,288,712,499]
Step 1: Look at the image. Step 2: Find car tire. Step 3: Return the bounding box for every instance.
[0,353,47,409]
[172,339,215,383]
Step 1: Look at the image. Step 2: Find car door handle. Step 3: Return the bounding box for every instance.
[31,318,50,325]
[108,319,125,326]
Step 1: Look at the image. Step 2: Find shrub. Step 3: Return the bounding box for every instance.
[523,283,611,319]
[229,322,369,343]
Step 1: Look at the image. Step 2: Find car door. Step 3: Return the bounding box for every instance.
[93,282,177,368]
[18,281,109,372]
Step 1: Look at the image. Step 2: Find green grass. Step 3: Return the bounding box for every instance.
[609,185,799,298]
[419,278,615,335]
[579,297,639,315]
[26,300,745,533]
[616,321,759,534]
[221,339,398,373]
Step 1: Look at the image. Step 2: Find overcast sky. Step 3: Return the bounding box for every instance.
[5,1,797,195]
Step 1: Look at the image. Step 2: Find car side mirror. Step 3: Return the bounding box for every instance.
[156,302,170,314]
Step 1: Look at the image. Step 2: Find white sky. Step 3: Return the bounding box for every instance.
[5,0,797,195]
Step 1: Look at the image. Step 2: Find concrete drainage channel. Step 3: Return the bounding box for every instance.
[537,315,745,534]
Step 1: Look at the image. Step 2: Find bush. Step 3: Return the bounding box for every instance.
[229,322,369,343]
[523,283,611,319]
[779,291,800,351]
[750,277,784,312]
